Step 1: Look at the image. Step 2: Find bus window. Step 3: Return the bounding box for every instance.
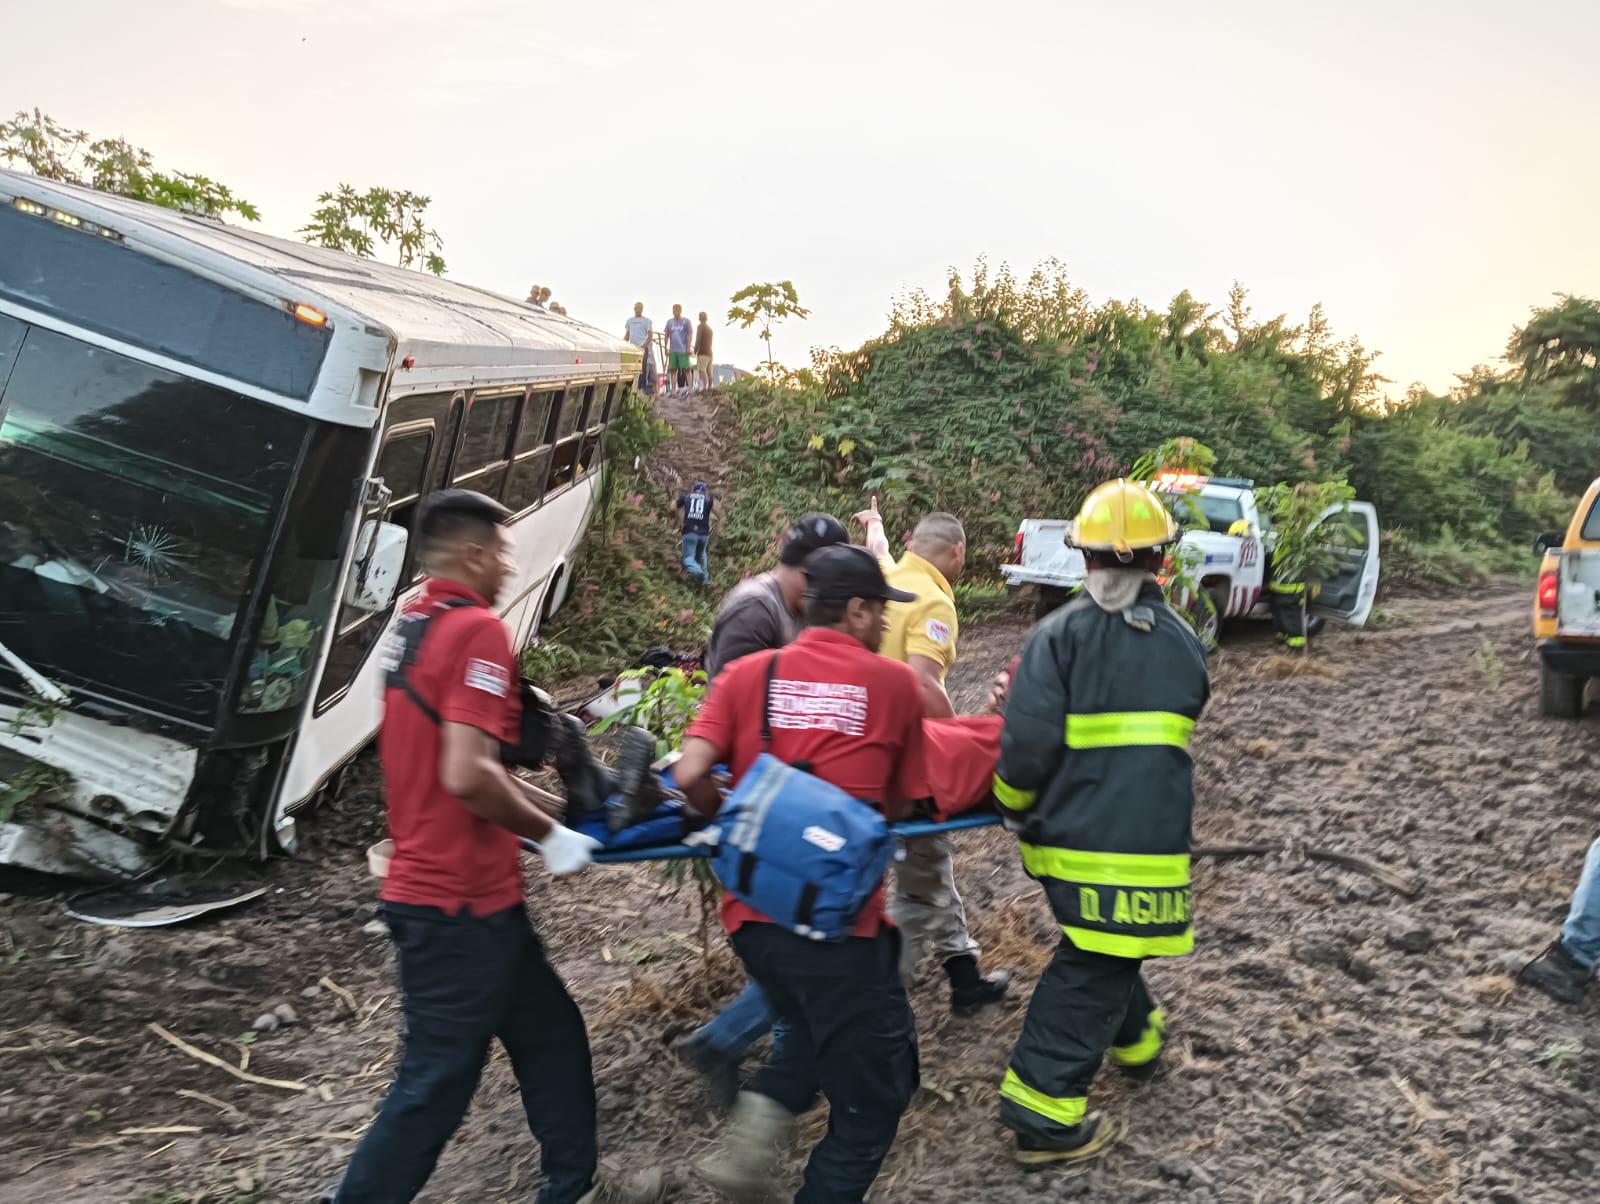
[452,389,519,497]
[0,205,330,400]
[507,447,555,512]
[547,437,580,493]
[430,394,464,492]
[313,425,435,710]
[518,390,558,454]
[0,322,303,721]
[505,391,557,514]
[236,424,371,716]
[553,383,592,442]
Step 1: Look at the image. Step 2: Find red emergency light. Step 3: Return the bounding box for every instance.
[1154,471,1205,491]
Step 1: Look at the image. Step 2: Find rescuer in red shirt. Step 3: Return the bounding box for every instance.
[333,490,661,1204]
[675,544,928,1204]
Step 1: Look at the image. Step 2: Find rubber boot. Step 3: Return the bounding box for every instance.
[606,726,663,833]
[551,714,615,821]
[945,954,1011,1016]
[694,1091,793,1202]
[1014,1112,1123,1168]
[576,1167,668,1203]
[1520,940,1592,1005]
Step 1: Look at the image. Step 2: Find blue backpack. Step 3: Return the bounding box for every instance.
[709,654,894,941]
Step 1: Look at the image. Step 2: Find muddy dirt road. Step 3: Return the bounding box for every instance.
[3,586,1598,1203]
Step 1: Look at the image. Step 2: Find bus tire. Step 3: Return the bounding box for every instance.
[1540,661,1586,719]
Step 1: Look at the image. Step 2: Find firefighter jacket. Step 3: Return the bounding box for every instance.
[993,577,1209,959]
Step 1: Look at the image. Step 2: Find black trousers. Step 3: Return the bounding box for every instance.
[336,903,598,1204]
[731,924,919,1204]
[1000,936,1162,1142]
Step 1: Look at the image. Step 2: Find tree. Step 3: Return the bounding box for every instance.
[1508,293,1600,409]
[299,185,446,275]
[728,280,810,376]
[1258,479,1356,656]
[0,108,259,221]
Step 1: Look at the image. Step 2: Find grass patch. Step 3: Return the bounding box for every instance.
[1383,528,1537,591]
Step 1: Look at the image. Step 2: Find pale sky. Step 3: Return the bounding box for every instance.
[8,0,1598,396]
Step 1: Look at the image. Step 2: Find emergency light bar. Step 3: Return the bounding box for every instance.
[10,196,123,241]
[1152,472,1255,491]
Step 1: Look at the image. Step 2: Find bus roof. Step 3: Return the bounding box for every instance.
[0,170,638,374]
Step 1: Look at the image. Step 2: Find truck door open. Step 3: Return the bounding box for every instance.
[1309,502,1380,627]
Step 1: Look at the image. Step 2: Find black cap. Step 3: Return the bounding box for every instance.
[804,544,918,604]
[779,513,849,566]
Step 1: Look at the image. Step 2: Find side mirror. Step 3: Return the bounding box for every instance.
[1535,531,1564,556]
[1227,519,1251,538]
[345,519,409,612]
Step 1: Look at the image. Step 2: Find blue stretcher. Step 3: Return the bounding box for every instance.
[518,764,1003,863]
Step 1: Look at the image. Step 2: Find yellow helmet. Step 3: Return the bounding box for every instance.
[1071,479,1180,560]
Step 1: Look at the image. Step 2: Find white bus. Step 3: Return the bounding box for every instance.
[0,169,639,879]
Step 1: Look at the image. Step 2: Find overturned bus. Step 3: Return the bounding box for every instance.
[0,169,639,878]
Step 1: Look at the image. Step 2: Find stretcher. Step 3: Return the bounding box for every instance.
[520,810,1003,863]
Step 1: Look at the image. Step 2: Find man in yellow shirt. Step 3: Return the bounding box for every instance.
[859,502,1012,1015]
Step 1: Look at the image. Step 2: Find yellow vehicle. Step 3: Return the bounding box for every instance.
[1535,477,1600,717]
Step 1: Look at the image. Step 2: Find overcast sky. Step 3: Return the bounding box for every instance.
[8,0,1597,395]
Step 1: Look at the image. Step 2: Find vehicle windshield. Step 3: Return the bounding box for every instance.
[1160,489,1244,535]
[0,317,304,722]
[1583,495,1600,542]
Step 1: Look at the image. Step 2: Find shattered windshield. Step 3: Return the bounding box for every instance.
[0,318,302,722]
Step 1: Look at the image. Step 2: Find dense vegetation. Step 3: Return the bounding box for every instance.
[731,264,1595,563]
[545,267,1600,665]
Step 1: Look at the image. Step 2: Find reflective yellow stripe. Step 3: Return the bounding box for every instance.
[1065,712,1194,750]
[1269,581,1305,595]
[992,775,1037,812]
[1110,1007,1165,1067]
[1018,845,1190,888]
[1062,925,1194,958]
[999,1068,1086,1127]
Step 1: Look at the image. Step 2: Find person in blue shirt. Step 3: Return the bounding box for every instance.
[674,482,714,585]
[664,305,694,392]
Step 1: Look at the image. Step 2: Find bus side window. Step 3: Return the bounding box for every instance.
[506,389,557,514]
[313,425,435,711]
[429,394,464,493]
[546,383,593,493]
[452,389,520,500]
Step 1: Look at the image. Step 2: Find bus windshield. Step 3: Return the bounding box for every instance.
[0,317,304,722]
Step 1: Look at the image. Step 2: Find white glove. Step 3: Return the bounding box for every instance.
[537,825,602,877]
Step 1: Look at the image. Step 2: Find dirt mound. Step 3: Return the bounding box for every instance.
[4,589,1599,1202]
[642,388,741,503]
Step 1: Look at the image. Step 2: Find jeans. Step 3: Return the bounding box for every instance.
[695,978,782,1057]
[732,924,918,1204]
[681,532,710,584]
[335,903,598,1204]
[1562,836,1600,971]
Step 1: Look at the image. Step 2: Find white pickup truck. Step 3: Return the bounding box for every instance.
[1002,476,1382,641]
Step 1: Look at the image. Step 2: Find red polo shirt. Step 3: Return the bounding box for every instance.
[379,578,525,917]
[685,627,929,937]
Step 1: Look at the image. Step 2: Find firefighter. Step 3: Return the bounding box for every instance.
[1266,577,1318,648]
[991,479,1210,1166]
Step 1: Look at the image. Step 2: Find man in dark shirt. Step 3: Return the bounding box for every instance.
[676,545,927,1204]
[333,490,660,1204]
[674,481,714,586]
[703,513,848,678]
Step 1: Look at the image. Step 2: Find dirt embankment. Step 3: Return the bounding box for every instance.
[4,587,1600,1204]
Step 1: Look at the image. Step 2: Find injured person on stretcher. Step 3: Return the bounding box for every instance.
[531,690,1010,847]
